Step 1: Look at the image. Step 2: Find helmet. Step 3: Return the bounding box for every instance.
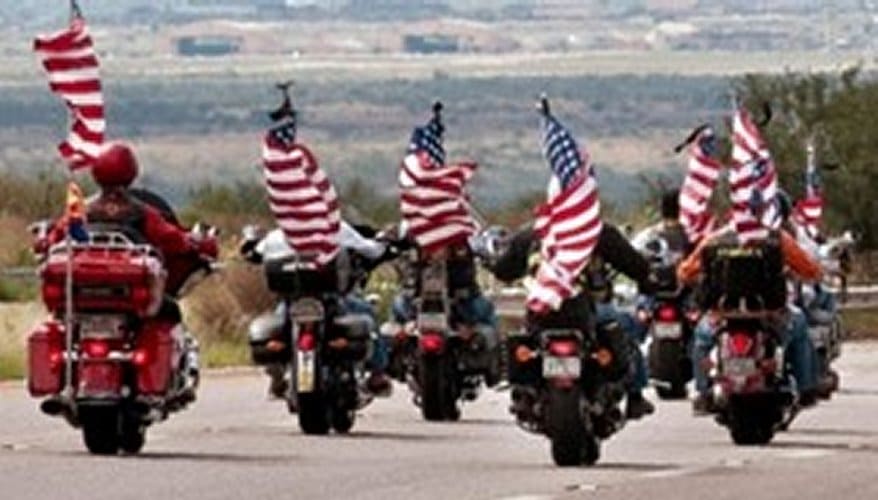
[92,142,139,188]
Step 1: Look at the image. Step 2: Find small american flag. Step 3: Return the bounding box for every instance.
[679,127,722,244]
[261,120,340,267]
[729,106,779,244]
[34,17,105,169]
[793,143,823,238]
[399,109,477,254]
[526,109,602,314]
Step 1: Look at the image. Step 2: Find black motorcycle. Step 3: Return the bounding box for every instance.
[247,249,374,435]
[508,294,629,467]
[388,246,501,422]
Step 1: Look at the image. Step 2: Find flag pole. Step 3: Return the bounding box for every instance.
[62,0,83,400]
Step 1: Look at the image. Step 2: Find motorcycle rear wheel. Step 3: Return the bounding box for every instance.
[652,341,689,400]
[298,393,330,435]
[331,408,355,434]
[728,399,775,446]
[547,386,586,467]
[420,356,456,421]
[81,407,121,455]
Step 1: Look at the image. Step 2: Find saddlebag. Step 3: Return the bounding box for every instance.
[134,321,176,395]
[332,314,371,361]
[248,312,289,365]
[27,320,65,396]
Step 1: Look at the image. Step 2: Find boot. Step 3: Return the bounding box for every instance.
[692,393,717,416]
[625,392,655,420]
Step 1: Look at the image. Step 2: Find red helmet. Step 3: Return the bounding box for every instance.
[92,142,139,187]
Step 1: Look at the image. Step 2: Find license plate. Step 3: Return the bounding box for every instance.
[723,357,757,378]
[654,322,682,340]
[542,356,581,378]
[296,350,315,393]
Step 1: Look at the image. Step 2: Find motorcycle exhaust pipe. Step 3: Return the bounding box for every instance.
[40,395,71,416]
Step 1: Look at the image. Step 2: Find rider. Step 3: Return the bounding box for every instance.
[632,189,692,261]
[482,221,661,419]
[679,200,823,414]
[241,220,398,398]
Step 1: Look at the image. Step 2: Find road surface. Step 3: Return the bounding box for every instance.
[2,343,878,500]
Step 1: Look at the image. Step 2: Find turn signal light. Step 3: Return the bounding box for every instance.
[266,340,286,352]
[591,348,613,367]
[48,350,63,368]
[328,338,349,350]
[514,345,536,364]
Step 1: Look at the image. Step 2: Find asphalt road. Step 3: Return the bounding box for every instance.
[2,344,878,500]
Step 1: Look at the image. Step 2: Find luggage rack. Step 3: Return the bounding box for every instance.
[47,232,162,261]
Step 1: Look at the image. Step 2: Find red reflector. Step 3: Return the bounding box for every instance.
[419,333,444,353]
[657,305,678,322]
[43,283,63,303]
[728,333,753,357]
[82,339,109,359]
[548,339,578,357]
[132,348,149,366]
[297,331,316,351]
[49,350,63,368]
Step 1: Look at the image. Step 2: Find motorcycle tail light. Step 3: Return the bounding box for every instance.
[81,339,109,359]
[685,310,702,323]
[419,332,444,353]
[728,332,754,357]
[656,304,678,322]
[297,330,316,352]
[548,339,578,357]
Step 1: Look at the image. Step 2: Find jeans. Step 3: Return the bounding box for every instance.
[596,301,648,394]
[691,307,818,396]
[343,295,388,373]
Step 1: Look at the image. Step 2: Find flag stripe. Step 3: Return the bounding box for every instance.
[34,18,105,169]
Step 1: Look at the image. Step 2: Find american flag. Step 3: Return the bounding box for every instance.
[34,17,105,169]
[729,106,779,244]
[261,120,340,267]
[526,110,602,314]
[678,126,722,245]
[399,111,477,254]
[793,142,823,238]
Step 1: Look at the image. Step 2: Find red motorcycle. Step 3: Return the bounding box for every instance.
[27,226,216,455]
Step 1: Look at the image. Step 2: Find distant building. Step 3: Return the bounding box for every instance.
[403,34,461,54]
[176,36,243,56]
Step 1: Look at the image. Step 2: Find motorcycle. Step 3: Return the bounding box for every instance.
[633,232,696,399]
[244,228,376,435]
[386,243,501,422]
[701,242,796,445]
[27,224,216,455]
[507,294,628,467]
